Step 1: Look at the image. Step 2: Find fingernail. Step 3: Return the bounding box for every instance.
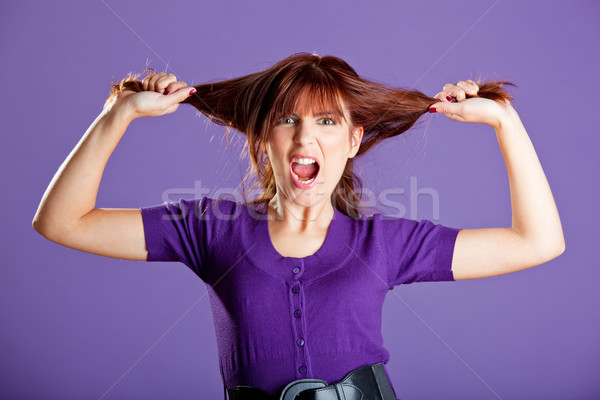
[446,96,452,102]
[189,88,197,95]
[164,90,169,95]
[429,107,437,113]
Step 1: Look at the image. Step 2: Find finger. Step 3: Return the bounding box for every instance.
[434,91,453,103]
[141,73,155,91]
[155,73,178,94]
[143,72,158,91]
[148,72,168,92]
[465,79,479,92]
[147,72,167,92]
[444,82,466,101]
[163,80,188,95]
[165,85,197,102]
[457,80,478,97]
[428,99,463,117]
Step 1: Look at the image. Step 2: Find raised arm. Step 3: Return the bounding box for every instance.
[32,72,197,261]
[429,81,565,280]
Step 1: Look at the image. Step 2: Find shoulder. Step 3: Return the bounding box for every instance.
[143,195,249,228]
[355,209,421,232]
[204,196,242,217]
[337,210,422,247]
[201,196,270,233]
[358,211,459,248]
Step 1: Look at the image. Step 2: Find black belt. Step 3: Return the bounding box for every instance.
[226,362,397,400]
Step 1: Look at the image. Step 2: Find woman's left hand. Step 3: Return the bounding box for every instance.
[429,80,510,129]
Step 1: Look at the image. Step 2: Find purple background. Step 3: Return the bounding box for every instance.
[1,1,598,399]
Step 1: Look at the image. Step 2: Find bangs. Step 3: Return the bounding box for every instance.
[267,79,348,129]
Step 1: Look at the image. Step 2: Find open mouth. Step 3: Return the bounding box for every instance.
[290,156,320,187]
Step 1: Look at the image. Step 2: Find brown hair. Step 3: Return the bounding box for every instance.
[106,53,516,218]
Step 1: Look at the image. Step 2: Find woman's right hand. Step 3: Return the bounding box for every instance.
[108,72,197,119]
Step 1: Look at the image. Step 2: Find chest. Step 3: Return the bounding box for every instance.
[268,225,328,258]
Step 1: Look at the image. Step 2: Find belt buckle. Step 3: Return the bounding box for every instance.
[279,378,327,400]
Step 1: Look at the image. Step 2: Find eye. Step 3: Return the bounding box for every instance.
[318,117,336,126]
[277,116,296,125]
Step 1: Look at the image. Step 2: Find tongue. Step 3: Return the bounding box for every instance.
[292,162,318,179]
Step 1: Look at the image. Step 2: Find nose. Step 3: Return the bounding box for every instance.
[293,120,315,146]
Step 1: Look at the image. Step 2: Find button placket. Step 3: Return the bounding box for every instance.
[289,260,308,377]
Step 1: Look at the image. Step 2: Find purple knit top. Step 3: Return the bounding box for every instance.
[140,196,460,393]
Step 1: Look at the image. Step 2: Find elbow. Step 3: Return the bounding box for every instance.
[32,216,51,239]
[514,230,566,266]
[33,211,82,245]
[554,238,566,258]
[32,219,65,244]
[538,236,566,263]
[32,213,58,240]
[551,232,566,258]
[32,213,43,235]
[32,206,45,234]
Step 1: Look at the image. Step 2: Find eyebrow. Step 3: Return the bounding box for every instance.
[289,111,339,118]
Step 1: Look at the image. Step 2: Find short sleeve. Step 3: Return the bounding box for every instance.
[139,196,215,281]
[379,216,461,287]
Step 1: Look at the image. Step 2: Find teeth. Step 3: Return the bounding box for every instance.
[292,171,316,184]
[293,158,316,165]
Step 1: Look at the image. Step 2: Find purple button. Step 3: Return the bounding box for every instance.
[296,338,305,347]
[292,267,300,274]
[298,365,307,374]
[294,309,302,319]
[291,285,300,294]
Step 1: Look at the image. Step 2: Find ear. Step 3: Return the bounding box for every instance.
[349,126,364,158]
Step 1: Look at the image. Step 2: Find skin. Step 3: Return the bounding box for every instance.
[264,92,363,256]
[33,71,565,277]
[31,72,196,261]
[430,80,565,279]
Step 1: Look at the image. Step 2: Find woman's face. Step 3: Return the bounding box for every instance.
[265,94,363,210]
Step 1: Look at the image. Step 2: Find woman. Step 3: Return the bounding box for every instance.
[33,53,565,400]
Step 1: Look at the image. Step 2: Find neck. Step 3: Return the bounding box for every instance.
[267,194,335,231]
